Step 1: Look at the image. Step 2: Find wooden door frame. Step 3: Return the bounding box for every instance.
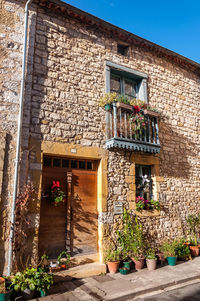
[29,140,109,263]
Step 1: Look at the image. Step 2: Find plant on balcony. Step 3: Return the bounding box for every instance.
[136,196,160,211]
[49,181,65,206]
[99,92,117,110]
[129,110,146,137]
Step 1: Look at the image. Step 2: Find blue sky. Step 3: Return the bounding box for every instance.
[63,0,200,64]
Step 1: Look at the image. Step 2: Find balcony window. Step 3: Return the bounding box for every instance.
[105,61,160,153]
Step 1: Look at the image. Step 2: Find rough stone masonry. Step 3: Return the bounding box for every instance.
[0,0,200,273]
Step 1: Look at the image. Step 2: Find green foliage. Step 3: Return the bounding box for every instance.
[34,272,53,291]
[161,240,178,258]
[57,251,70,265]
[186,214,200,246]
[116,95,130,105]
[11,268,37,292]
[136,197,160,212]
[146,248,156,260]
[104,248,121,263]
[175,239,190,260]
[117,209,144,260]
[11,268,53,292]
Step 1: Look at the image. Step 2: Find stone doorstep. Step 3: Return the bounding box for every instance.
[53,262,106,283]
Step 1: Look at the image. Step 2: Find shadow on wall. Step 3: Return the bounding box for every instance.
[159,120,199,179]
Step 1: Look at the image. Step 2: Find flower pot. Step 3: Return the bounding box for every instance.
[104,104,111,111]
[123,260,131,270]
[119,267,129,275]
[146,258,157,271]
[107,261,120,274]
[0,290,13,301]
[131,257,145,270]
[166,256,177,266]
[22,288,35,300]
[40,289,49,297]
[190,246,199,257]
[61,264,67,269]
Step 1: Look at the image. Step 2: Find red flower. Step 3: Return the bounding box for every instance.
[133,106,141,113]
[51,180,61,189]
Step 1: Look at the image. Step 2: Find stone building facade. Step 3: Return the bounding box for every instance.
[0,0,200,273]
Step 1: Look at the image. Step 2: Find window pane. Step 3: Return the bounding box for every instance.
[110,75,121,94]
[87,161,93,170]
[79,161,86,169]
[124,80,136,98]
[53,158,61,167]
[71,160,77,168]
[62,159,69,168]
[43,156,51,167]
[136,165,152,199]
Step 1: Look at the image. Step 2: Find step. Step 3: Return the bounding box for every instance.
[53,262,106,282]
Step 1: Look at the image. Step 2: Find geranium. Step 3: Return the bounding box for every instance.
[136,196,160,212]
[49,180,65,206]
[133,105,141,113]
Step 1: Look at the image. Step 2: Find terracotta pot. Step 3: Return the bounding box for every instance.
[107,261,120,274]
[190,246,199,257]
[146,258,157,271]
[131,257,145,270]
[61,264,66,269]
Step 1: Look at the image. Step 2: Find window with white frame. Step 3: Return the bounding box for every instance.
[136,165,152,200]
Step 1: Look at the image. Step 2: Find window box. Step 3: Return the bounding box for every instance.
[143,109,159,118]
[116,102,133,111]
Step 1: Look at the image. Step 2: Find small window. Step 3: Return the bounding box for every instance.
[79,161,86,169]
[53,158,61,167]
[62,159,69,168]
[117,43,129,56]
[71,160,78,168]
[87,161,93,170]
[43,156,51,167]
[136,165,152,200]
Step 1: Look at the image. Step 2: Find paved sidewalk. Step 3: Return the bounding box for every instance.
[33,257,200,301]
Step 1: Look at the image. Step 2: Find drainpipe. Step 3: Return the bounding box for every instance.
[7,0,33,276]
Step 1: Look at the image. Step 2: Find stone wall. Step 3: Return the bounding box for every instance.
[0,0,37,273]
[0,0,200,270]
[29,3,200,250]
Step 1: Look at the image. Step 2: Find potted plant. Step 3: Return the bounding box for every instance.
[0,277,13,301]
[161,240,178,266]
[38,254,49,273]
[129,218,145,270]
[175,238,190,261]
[104,248,121,274]
[136,197,160,212]
[35,272,53,297]
[49,181,65,206]
[57,251,71,269]
[146,248,157,271]
[11,268,38,300]
[186,214,200,257]
[99,92,117,111]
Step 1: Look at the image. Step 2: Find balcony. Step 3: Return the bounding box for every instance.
[105,102,160,153]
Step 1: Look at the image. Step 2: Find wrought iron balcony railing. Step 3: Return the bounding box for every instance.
[105,102,160,153]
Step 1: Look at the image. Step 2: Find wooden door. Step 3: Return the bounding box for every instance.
[71,169,98,255]
[38,169,67,258]
[39,156,98,258]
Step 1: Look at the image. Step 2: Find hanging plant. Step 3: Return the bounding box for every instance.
[129,107,147,137]
[49,181,65,206]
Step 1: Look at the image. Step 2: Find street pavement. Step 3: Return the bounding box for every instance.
[32,257,200,301]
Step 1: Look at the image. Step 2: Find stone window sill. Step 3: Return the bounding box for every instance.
[135,209,160,217]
